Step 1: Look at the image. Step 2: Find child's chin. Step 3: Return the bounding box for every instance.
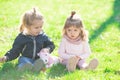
[33,34,39,36]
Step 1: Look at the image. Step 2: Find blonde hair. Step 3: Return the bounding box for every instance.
[63,11,88,41]
[19,8,43,32]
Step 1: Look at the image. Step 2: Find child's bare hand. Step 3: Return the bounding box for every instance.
[40,48,50,53]
[0,56,7,63]
[75,56,81,60]
[38,48,50,57]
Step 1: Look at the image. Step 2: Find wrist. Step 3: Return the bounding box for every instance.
[4,56,8,62]
[76,56,81,59]
[40,48,50,53]
[46,47,50,52]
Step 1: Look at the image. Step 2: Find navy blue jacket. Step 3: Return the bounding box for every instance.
[5,32,55,61]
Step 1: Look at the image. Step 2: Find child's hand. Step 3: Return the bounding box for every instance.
[76,56,81,60]
[40,48,50,53]
[37,48,50,57]
[0,56,7,63]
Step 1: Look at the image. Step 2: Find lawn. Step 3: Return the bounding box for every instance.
[0,0,120,80]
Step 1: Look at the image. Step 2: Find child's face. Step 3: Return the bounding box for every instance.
[66,26,80,40]
[28,20,43,36]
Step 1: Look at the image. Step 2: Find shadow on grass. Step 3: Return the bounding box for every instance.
[0,62,40,79]
[0,62,15,72]
[0,62,69,79]
[89,0,120,43]
[0,62,18,79]
[104,67,120,76]
[47,63,68,79]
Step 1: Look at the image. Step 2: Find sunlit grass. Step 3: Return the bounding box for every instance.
[0,0,120,80]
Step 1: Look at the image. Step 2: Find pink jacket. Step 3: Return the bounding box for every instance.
[58,37,91,60]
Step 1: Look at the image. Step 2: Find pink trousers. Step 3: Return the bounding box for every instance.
[61,59,88,69]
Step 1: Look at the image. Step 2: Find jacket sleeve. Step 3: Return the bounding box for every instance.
[58,38,74,59]
[43,34,55,53]
[80,41,91,59]
[5,34,24,61]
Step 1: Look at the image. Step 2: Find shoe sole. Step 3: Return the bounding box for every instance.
[88,58,99,70]
[32,59,45,72]
[18,63,33,71]
[67,57,79,72]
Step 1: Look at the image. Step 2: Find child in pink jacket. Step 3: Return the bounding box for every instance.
[58,11,98,72]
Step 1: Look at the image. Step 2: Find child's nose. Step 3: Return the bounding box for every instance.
[70,31,74,34]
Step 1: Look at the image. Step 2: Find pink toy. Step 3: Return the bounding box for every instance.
[38,51,60,68]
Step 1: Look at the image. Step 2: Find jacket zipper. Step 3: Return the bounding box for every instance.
[32,37,36,59]
[22,45,26,53]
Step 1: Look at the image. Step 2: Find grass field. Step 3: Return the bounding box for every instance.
[0,0,120,80]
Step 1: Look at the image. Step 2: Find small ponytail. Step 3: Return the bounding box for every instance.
[33,8,36,16]
[70,11,76,20]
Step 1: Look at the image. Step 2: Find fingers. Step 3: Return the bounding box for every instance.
[0,56,7,63]
[0,58,4,62]
[40,48,49,53]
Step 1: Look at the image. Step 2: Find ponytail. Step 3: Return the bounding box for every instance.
[32,8,36,17]
[70,11,76,20]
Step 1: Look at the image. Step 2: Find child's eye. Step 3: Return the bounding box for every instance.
[35,26,42,29]
[74,29,77,31]
[36,27,38,29]
[68,29,71,31]
[39,26,42,28]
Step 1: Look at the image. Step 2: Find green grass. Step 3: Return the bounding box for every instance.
[0,0,120,80]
